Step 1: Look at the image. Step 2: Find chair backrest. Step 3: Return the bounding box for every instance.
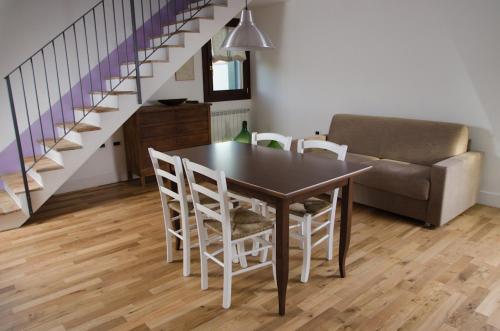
[297,139,348,161]
[251,132,293,151]
[297,139,348,208]
[182,158,232,242]
[148,148,190,218]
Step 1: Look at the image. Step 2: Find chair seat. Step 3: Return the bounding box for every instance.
[205,208,274,240]
[290,198,331,217]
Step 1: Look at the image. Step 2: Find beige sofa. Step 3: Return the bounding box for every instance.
[325,114,483,227]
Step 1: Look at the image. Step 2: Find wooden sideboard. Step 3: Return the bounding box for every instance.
[123,103,211,185]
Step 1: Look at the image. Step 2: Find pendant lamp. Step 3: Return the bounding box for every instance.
[221,0,274,51]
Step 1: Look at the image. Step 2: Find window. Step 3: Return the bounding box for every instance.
[202,19,251,102]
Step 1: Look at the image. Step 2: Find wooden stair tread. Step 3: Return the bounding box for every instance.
[90,91,137,95]
[24,156,63,172]
[56,122,100,132]
[0,191,21,215]
[151,31,198,40]
[179,3,226,14]
[151,30,196,38]
[108,75,153,80]
[139,44,185,52]
[169,17,213,26]
[1,173,42,194]
[121,60,168,65]
[39,139,82,151]
[74,106,119,113]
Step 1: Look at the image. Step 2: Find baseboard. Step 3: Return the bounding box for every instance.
[478,190,500,208]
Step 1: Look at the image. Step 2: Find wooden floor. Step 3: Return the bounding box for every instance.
[1,181,499,331]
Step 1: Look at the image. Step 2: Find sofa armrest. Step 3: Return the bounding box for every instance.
[427,151,483,226]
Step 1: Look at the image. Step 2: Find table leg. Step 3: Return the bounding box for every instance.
[339,178,353,278]
[275,199,289,316]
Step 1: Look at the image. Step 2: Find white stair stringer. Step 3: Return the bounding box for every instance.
[0,0,249,231]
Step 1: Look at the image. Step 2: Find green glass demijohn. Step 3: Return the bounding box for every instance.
[267,140,283,149]
[233,120,251,143]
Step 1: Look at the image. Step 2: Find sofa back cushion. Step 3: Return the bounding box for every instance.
[328,114,469,166]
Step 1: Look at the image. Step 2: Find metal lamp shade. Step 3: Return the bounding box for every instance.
[221,9,274,51]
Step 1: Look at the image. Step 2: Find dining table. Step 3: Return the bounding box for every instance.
[168,141,372,315]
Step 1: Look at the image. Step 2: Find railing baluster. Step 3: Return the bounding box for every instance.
[112,0,121,79]
[92,8,104,99]
[130,0,142,103]
[102,2,113,89]
[73,24,86,116]
[52,40,66,134]
[63,31,77,125]
[141,0,147,55]
[122,0,131,75]
[148,0,154,49]
[157,0,163,45]
[166,0,170,36]
[19,67,36,162]
[41,48,58,141]
[5,75,33,216]
[83,16,95,109]
[30,58,46,153]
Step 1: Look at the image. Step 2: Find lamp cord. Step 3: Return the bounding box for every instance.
[245,0,248,10]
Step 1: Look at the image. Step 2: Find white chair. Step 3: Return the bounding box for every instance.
[291,139,348,283]
[247,132,293,260]
[251,132,293,151]
[149,148,193,277]
[183,158,276,309]
[149,148,247,277]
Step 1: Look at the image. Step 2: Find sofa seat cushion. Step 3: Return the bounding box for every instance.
[355,159,431,200]
[346,152,379,164]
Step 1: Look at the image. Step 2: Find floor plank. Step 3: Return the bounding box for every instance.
[0,181,499,330]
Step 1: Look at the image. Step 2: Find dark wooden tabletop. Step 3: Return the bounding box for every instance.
[168,141,371,199]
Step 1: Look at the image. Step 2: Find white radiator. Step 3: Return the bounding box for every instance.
[211,109,250,143]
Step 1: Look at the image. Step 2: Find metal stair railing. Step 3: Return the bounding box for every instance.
[4,0,213,215]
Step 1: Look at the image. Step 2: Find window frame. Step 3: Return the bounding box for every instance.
[202,18,251,102]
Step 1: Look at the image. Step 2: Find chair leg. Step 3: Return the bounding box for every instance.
[296,220,304,250]
[271,228,277,286]
[301,215,312,283]
[164,218,174,263]
[223,242,233,309]
[251,199,260,256]
[199,226,209,290]
[232,244,239,264]
[327,211,336,261]
[237,241,248,268]
[259,233,270,263]
[182,229,191,277]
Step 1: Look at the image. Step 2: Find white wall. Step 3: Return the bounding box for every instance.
[251,0,500,207]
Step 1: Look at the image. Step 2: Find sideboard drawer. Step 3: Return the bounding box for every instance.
[124,103,211,186]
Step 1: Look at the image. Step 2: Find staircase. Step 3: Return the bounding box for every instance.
[0,0,247,231]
